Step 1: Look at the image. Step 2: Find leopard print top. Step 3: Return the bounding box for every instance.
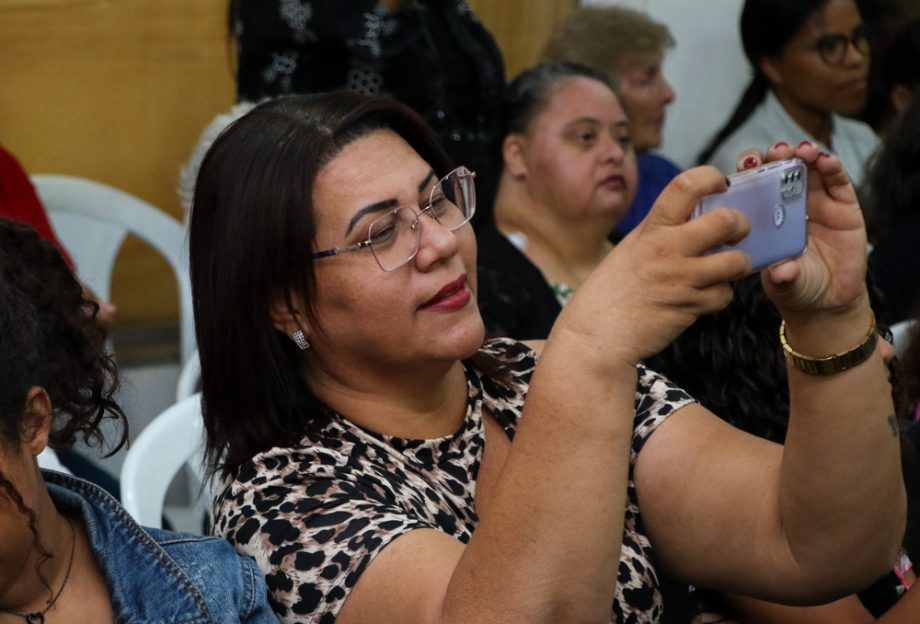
[213,338,695,623]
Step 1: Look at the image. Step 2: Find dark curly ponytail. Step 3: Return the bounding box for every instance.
[0,218,127,453]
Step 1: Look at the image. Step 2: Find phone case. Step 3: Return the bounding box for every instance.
[692,158,808,273]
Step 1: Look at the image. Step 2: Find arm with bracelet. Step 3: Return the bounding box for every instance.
[631,142,906,605]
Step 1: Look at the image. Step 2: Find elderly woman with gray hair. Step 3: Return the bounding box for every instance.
[541,6,679,236]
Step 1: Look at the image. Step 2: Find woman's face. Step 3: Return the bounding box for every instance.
[616,53,675,152]
[519,76,639,221]
[305,129,483,373]
[764,0,869,116]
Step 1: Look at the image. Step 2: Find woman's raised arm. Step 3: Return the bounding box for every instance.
[335,168,752,623]
[634,142,905,603]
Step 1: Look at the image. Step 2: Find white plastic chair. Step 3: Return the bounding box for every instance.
[176,348,201,402]
[31,174,195,363]
[892,319,917,360]
[120,393,209,529]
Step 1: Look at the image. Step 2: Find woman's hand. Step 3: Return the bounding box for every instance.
[555,166,752,368]
[737,142,869,322]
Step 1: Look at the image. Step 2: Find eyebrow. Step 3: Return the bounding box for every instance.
[564,118,631,130]
[344,169,438,236]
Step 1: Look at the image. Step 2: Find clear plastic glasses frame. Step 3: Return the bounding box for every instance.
[313,166,476,272]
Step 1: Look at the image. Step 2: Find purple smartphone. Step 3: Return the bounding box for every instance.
[692,158,808,273]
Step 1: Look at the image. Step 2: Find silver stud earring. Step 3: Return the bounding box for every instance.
[291,329,310,351]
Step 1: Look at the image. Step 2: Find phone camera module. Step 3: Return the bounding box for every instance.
[781,166,806,200]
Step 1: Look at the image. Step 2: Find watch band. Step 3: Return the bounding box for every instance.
[780,313,878,376]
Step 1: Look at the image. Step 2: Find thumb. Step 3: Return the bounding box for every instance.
[645,166,730,227]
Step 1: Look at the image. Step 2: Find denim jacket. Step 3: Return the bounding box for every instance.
[44,470,279,624]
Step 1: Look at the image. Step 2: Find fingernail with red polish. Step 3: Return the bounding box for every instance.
[798,140,814,148]
[773,141,789,148]
[742,156,758,169]
[818,151,831,159]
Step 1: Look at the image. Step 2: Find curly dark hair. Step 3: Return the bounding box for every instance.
[865,85,920,240]
[0,217,127,602]
[896,322,920,423]
[647,275,791,442]
[0,473,54,597]
[0,218,127,452]
[647,275,895,443]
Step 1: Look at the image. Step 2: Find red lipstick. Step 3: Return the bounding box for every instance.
[420,275,471,311]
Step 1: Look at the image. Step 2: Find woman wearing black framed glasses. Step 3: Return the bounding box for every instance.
[698,0,879,188]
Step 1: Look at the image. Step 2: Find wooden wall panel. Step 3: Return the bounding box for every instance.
[0,0,572,329]
[469,0,577,78]
[0,0,236,327]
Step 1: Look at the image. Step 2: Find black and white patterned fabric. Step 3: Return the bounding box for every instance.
[233,0,505,182]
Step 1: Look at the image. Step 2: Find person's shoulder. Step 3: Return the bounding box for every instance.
[706,100,779,173]
[638,151,681,177]
[480,337,540,361]
[473,338,540,390]
[707,125,766,175]
[834,114,880,149]
[835,114,877,138]
[637,151,682,191]
[150,529,278,622]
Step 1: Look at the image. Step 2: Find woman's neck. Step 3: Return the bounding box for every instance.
[494,174,614,289]
[773,87,834,147]
[304,357,471,440]
[0,489,69,610]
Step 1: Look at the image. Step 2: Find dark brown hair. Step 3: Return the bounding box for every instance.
[0,219,126,453]
[895,322,920,424]
[190,92,487,480]
[697,0,835,164]
[865,85,920,240]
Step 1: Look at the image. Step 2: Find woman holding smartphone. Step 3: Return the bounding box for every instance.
[190,91,904,622]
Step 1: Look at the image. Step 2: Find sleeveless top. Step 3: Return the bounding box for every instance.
[213,338,695,623]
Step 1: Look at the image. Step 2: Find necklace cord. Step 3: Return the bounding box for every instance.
[0,516,76,623]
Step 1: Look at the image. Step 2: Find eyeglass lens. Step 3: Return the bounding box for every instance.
[817,25,869,66]
[367,168,475,271]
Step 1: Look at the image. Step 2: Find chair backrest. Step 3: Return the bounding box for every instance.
[892,318,917,360]
[120,393,209,529]
[31,174,195,362]
[176,348,201,402]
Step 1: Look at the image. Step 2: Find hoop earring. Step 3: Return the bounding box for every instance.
[291,329,310,351]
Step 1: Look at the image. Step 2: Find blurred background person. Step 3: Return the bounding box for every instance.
[874,18,920,131]
[864,87,920,326]
[698,0,878,188]
[541,6,677,238]
[230,0,504,205]
[476,62,637,340]
[0,144,117,326]
[855,0,920,131]
[0,142,123,497]
[0,218,276,623]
